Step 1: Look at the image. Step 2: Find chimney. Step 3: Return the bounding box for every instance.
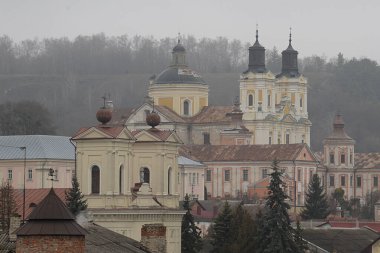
[9,215,21,241]
[141,224,166,253]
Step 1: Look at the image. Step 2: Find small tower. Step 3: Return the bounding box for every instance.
[16,189,86,253]
[323,113,355,169]
[247,26,267,73]
[278,28,299,78]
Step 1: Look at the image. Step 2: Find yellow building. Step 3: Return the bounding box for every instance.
[148,39,209,117]
[72,109,184,253]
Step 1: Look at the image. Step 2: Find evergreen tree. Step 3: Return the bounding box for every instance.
[65,176,87,215]
[0,181,17,232]
[228,203,257,253]
[181,194,202,253]
[301,174,329,219]
[294,220,308,252]
[211,201,233,253]
[256,160,299,253]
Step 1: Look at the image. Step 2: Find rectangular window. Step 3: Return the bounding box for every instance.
[329,175,335,187]
[192,173,196,185]
[310,170,314,182]
[8,170,12,180]
[297,169,302,181]
[330,154,335,164]
[341,154,345,164]
[267,94,271,107]
[286,134,290,144]
[341,175,346,187]
[203,133,210,145]
[243,169,248,181]
[297,193,301,205]
[28,169,33,180]
[357,176,362,188]
[196,173,199,185]
[262,169,268,179]
[374,176,378,187]
[224,170,230,182]
[350,154,353,164]
[206,170,212,181]
[350,175,353,187]
[269,136,272,145]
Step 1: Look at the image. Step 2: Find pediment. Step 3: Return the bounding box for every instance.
[134,130,163,142]
[74,127,114,139]
[165,132,183,143]
[282,114,297,123]
[126,103,172,124]
[116,128,135,140]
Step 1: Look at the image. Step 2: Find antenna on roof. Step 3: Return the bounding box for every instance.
[178,32,181,44]
[289,27,292,45]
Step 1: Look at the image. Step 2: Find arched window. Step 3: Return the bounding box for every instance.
[168,167,172,195]
[140,167,150,184]
[91,166,100,194]
[300,97,303,107]
[184,100,190,116]
[248,94,253,106]
[119,165,124,194]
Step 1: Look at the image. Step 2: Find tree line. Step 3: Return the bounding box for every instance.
[1,33,380,151]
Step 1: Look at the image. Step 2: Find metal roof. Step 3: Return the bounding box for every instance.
[0,135,74,160]
[178,156,203,167]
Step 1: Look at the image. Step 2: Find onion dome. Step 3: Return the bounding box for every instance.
[246,28,267,73]
[277,29,300,78]
[146,111,161,128]
[153,38,206,85]
[96,96,112,124]
[96,107,112,125]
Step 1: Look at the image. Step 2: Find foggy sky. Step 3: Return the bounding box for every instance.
[1,0,379,62]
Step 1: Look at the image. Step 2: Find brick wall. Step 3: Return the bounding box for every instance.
[16,235,85,253]
[141,224,166,253]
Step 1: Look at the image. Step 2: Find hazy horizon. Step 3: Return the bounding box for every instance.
[0,0,379,62]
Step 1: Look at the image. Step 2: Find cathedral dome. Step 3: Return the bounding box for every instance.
[153,39,206,85]
[154,67,206,85]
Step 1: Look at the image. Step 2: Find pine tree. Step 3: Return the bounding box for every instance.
[65,176,87,215]
[294,220,308,252]
[256,160,299,253]
[301,174,329,219]
[211,201,233,253]
[0,181,17,232]
[228,203,257,253]
[181,194,202,253]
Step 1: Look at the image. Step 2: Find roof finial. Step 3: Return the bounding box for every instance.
[177,32,181,44]
[256,24,259,42]
[101,94,107,108]
[289,27,292,45]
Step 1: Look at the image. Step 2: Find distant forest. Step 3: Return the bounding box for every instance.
[0,33,379,152]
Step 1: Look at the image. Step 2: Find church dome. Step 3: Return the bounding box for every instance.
[153,39,206,85]
[154,67,206,85]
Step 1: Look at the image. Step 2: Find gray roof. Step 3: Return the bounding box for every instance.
[84,223,151,253]
[0,135,74,160]
[302,228,380,253]
[178,156,204,167]
[154,67,206,85]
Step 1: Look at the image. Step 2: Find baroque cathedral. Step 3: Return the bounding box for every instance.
[118,29,311,146]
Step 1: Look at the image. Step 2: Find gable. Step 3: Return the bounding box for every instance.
[73,127,113,139]
[126,104,173,124]
[295,146,317,162]
[116,128,135,140]
[134,130,162,142]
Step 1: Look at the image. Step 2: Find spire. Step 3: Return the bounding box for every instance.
[278,27,299,77]
[255,24,259,42]
[246,24,266,73]
[324,113,355,142]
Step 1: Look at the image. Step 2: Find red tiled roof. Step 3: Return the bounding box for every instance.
[187,106,234,124]
[180,144,314,162]
[132,128,175,142]
[72,125,127,139]
[14,188,68,218]
[355,153,380,169]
